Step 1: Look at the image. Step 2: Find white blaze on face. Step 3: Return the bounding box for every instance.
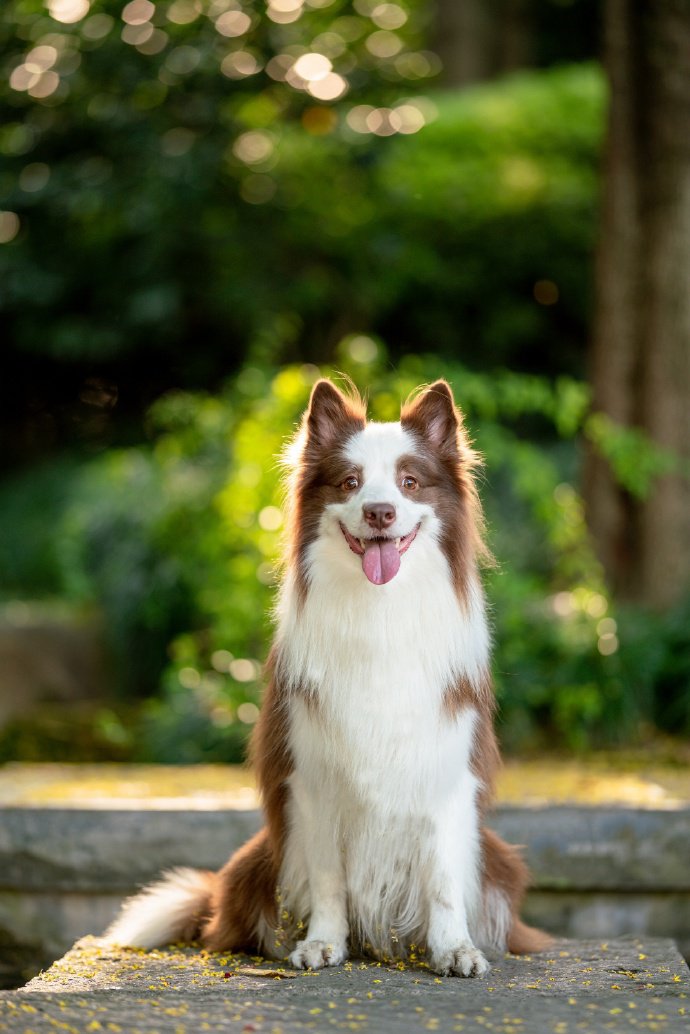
[328,422,433,585]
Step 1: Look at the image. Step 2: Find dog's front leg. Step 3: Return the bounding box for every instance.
[426,785,490,978]
[287,775,349,970]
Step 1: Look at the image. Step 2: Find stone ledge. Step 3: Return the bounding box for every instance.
[2,935,688,1033]
[2,805,689,893]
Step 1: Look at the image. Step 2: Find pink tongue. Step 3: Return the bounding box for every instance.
[362,540,401,585]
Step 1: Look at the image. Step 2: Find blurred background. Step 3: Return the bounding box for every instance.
[1,0,689,766]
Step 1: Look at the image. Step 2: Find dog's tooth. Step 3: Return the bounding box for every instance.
[360,539,366,550]
[395,538,401,548]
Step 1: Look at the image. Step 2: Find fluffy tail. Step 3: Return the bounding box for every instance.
[103,867,215,949]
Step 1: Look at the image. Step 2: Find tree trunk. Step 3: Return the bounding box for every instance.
[586,0,690,607]
[433,0,534,87]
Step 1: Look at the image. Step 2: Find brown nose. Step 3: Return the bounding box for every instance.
[363,503,396,530]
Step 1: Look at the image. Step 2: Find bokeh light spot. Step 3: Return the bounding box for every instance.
[82,13,114,38]
[28,71,61,98]
[230,658,258,682]
[165,45,201,74]
[211,649,233,672]
[240,174,276,204]
[307,72,347,100]
[365,29,402,58]
[138,28,168,53]
[167,0,201,24]
[178,666,201,689]
[346,104,375,133]
[237,701,259,723]
[161,127,195,156]
[258,505,283,531]
[121,0,154,25]
[366,106,401,135]
[0,212,20,244]
[371,3,407,29]
[534,279,560,305]
[233,130,274,164]
[215,9,251,35]
[347,335,378,363]
[598,634,619,656]
[48,0,90,24]
[26,45,59,70]
[267,0,303,23]
[292,52,332,82]
[19,162,51,192]
[122,22,154,44]
[221,50,261,78]
[394,103,426,134]
[302,105,337,134]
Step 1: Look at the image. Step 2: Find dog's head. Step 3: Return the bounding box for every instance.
[284,379,486,599]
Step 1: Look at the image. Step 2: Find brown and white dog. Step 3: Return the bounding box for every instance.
[104,379,549,976]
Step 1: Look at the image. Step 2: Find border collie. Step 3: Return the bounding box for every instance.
[104,378,548,976]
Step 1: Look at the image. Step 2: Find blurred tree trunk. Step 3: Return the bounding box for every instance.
[586,0,690,607]
[433,0,533,86]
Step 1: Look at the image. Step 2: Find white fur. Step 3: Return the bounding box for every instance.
[103,867,209,949]
[275,422,494,973]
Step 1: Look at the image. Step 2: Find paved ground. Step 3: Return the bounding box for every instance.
[1,935,688,1033]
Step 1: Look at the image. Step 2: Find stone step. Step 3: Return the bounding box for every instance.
[1,763,689,988]
[2,934,688,1034]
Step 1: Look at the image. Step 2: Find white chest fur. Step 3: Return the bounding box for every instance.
[275,538,490,953]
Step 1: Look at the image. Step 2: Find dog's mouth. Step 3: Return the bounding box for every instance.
[339,523,420,585]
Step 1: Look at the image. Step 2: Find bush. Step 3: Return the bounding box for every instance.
[2,349,681,762]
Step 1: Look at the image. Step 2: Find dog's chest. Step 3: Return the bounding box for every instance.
[279,560,488,804]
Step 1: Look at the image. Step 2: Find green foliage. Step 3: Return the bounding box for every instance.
[55,392,237,696]
[584,412,679,499]
[3,352,684,762]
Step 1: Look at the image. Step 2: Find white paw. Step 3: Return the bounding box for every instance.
[432,944,490,978]
[289,938,348,970]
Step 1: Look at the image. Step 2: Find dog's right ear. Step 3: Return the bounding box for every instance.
[305,379,366,446]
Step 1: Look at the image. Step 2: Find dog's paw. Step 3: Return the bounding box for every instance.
[432,944,490,978]
[289,938,348,970]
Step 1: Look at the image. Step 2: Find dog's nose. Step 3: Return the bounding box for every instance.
[363,503,396,530]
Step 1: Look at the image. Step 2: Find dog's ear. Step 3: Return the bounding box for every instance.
[401,380,460,454]
[306,379,365,447]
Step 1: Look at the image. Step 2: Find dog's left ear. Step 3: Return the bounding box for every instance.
[401,380,460,454]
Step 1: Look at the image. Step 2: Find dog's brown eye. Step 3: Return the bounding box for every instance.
[401,475,418,491]
[341,476,359,492]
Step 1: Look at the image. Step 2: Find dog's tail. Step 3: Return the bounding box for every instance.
[102,868,216,949]
[479,827,553,954]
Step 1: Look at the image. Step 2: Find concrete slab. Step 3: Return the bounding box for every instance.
[1,935,688,1033]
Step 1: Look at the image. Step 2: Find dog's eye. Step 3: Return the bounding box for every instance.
[341,476,360,492]
[401,475,418,491]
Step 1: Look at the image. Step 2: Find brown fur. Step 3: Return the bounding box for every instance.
[284,380,366,605]
[400,382,492,603]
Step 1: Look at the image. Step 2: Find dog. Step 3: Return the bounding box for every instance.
[104,378,549,976]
